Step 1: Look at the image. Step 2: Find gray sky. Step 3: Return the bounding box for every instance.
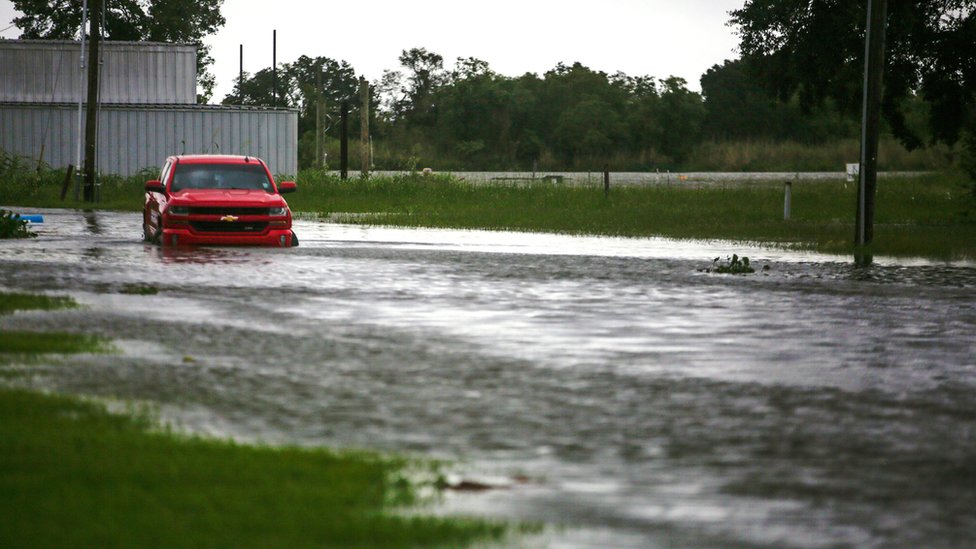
[0,0,745,102]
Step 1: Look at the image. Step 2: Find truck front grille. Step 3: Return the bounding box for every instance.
[189,207,269,215]
[190,221,269,233]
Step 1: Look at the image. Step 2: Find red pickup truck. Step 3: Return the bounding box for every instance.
[143,155,298,247]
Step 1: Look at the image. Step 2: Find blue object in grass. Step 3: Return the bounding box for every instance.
[18,215,44,223]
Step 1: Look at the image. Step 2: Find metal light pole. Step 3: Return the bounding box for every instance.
[855,0,888,263]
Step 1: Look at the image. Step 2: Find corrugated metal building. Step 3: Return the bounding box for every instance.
[0,39,197,104]
[0,39,298,176]
[1,103,297,176]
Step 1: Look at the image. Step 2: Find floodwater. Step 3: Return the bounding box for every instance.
[1,208,975,549]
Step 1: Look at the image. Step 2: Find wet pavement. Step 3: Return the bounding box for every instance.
[1,208,975,548]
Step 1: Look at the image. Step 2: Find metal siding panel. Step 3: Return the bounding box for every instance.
[119,110,129,175]
[129,111,143,172]
[1,105,297,176]
[1,41,196,104]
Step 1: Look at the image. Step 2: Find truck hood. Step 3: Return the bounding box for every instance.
[168,189,287,208]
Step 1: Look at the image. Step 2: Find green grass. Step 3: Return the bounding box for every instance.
[0,331,110,354]
[0,388,507,549]
[0,167,149,211]
[0,292,79,315]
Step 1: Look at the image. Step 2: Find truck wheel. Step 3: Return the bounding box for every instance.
[291,231,299,247]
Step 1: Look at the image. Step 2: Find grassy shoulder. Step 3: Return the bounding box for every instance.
[3,168,974,259]
[0,388,506,549]
[0,293,512,548]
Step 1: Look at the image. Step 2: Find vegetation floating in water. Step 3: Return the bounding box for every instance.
[0,209,36,239]
[700,254,760,274]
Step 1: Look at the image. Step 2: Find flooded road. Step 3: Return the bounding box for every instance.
[2,208,975,548]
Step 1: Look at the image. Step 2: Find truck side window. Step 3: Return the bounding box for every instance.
[159,162,172,191]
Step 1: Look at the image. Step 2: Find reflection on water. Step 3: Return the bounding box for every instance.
[82,209,102,235]
[1,209,974,549]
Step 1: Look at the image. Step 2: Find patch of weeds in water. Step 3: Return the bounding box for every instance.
[119,283,159,295]
[0,209,37,239]
[0,331,113,355]
[0,388,511,549]
[700,254,760,274]
[0,292,78,315]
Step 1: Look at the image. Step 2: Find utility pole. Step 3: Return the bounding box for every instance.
[316,70,323,169]
[855,0,887,262]
[82,0,102,203]
[360,77,370,177]
[340,100,349,179]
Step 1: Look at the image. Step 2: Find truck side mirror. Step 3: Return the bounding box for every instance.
[145,180,166,194]
[278,181,297,194]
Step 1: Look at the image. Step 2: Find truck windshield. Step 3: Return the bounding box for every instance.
[171,164,273,193]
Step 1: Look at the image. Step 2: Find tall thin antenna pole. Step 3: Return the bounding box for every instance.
[238,43,243,98]
[272,29,277,108]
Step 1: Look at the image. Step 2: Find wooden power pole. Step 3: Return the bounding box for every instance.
[316,70,323,169]
[340,100,349,180]
[855,0,887,260]
[360,77,370,177]
[82,0,102,203]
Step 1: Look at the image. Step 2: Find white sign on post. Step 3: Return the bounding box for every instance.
[846,163,860,182]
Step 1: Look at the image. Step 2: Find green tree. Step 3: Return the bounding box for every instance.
[435,58,514,164]
[393,47,446,126]
[12,0,225,102]
[221,68,292,108]
[700,59,780,140]
[655,77,705,164]
[730,0,976,150]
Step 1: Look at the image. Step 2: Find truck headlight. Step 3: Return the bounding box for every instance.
[168,206,189,215]
[268,207,288,216]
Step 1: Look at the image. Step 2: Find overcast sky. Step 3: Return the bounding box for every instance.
[0,0,745,102]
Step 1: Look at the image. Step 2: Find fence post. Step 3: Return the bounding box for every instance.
[603,164,610,197]
[60,165,74,201]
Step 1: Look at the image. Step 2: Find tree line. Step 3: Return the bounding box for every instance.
[223,50,873,171]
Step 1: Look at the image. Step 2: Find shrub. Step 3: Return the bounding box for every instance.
[0,209,36,239]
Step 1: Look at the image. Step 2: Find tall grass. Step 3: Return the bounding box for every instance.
[690,138,953,172]
[0,165,150,211]
[290,170,975,259]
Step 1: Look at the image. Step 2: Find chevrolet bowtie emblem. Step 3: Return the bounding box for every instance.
[220,215,239,222]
